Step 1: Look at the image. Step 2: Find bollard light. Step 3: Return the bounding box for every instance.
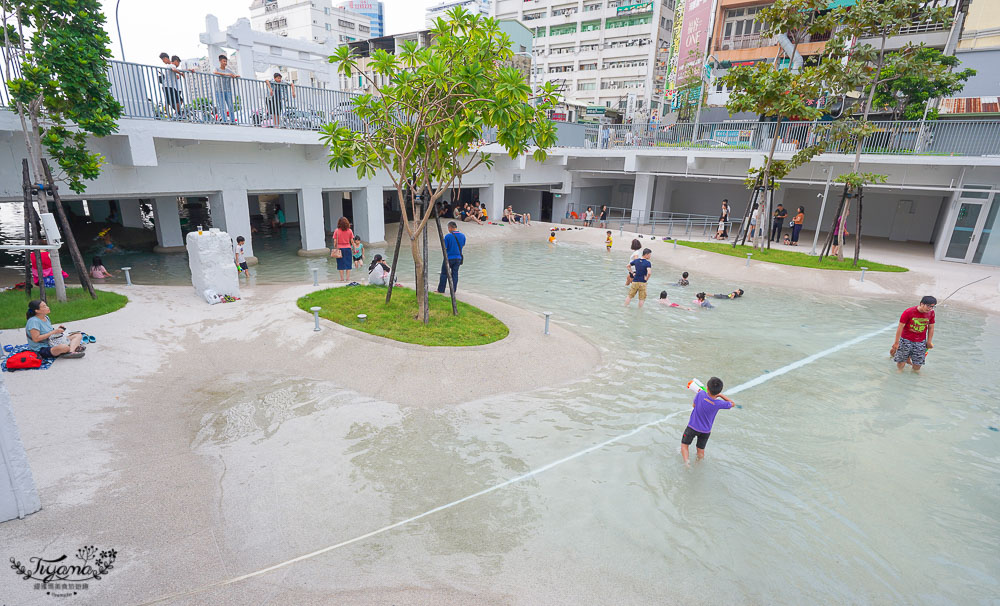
[311,267,319,286]
[122,266,133,286]
[860,267,868,282]
[311,306,321,332]
[745,253,752,267]
[357,313,367,323]
[543,311,552,335]
[673,239,677,250]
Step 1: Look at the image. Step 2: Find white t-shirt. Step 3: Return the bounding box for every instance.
[162,66,181,90]
[235,244,245,264]
[628,248,642,274]
[368,263,389,285]
[585,210,594,220]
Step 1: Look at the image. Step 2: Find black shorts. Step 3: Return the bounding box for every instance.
[681,426,711,449]
[164,88,182,106]
[239,262,249,271]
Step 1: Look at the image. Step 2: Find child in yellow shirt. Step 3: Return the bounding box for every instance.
[605,230,613,251]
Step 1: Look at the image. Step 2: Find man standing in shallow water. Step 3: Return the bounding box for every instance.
[891,296,936,372]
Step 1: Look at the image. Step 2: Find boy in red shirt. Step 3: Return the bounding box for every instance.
[891,296,936,372]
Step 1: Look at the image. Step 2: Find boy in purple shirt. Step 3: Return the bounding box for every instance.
[681,376,736,463]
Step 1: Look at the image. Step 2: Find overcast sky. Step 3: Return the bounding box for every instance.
[98,0,438,66]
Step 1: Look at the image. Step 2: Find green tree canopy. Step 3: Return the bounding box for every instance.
[320,7,559,322]
[2,0,122,193]
[872,47,975,120]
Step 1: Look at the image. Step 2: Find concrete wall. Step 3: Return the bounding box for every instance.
[506,188,542,219]
[954,49,1000,97]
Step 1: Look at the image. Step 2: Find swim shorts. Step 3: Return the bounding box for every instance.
[681,426,711,449]
[893,337,927,366]
[627,281,647,300]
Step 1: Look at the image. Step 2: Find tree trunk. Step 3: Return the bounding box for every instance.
[42,160,96,299]
[421,201,430,324]
[385,218,404,304]
[853,186,863,267]
[818,187,848,262]
[27,114,66,302]
[21,160,32,299]
[410,235,427,322]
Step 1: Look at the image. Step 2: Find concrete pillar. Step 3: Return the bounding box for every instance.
[653,177,672,214]
[296,187,329,256]
[152,197,185,252]
[631,174,655,225]
[119,199,145,228]
[480,183,505,223]
[552,193,570,224]
[324,191,344,232]
[563,188,582,221]
[88,200,112,222]
[208,188,256,262]
[351,184,386,245]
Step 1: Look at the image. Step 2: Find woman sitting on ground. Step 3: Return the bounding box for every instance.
[25,300,85,359]
[367,254,392,286]
[463,203,484,225]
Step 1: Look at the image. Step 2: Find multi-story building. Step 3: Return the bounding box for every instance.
[702,0,966,116]
[336,0,386,38]
[426,0,491,27]
[493,0,677,122]
[249,0,372,47]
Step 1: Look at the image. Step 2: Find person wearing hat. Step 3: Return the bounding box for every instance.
[891,296,936,372]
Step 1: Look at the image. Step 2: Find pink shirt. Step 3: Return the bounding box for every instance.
[333,228,354,248]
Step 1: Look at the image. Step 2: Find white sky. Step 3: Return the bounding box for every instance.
[98,0,437,66]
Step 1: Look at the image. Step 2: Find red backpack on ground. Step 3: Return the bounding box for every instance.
[6,351,43,370]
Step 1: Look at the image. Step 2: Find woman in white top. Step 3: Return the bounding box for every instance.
[626,238,642,285]
[368,254,391,286]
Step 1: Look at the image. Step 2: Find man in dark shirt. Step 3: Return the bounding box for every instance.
[625,248,652,308]
[771,204,788,242]
[437,222,467,294]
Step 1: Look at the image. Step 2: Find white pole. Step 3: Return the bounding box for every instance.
[809,171,833,255]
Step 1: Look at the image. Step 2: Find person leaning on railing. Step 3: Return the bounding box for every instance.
[266,73,296,128]
[213,55,239,124]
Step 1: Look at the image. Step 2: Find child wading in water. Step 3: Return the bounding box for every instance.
[675,271,689,286]
[352,236,364,269]
[693,292,713,308]
[681,376,736,464]
[548,230,557,244]
[90,256,113,279]
[605,230,613,251]
[658,291,693,310]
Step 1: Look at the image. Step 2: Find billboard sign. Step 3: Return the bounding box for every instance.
[675,0,716,83]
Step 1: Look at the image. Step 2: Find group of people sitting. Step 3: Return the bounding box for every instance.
[502,206,531,225]
[439,201,488,225]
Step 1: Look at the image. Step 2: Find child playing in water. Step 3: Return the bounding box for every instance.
[681,376,736,464]
[548,230,557,244]
[712,289,744,299]
[676,271,689,286]
[693,292,713,308]
[605,230,613,251]
[658,291,693,311]
[234,236,249,275]
[90,256,113,279]
[352,235,364,268]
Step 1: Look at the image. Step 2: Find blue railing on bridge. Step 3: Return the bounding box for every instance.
[581,120,1000,157]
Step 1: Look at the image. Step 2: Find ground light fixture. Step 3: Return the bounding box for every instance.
[311,307,321,331]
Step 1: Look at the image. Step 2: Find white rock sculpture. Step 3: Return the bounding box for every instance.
[187,228,240,302]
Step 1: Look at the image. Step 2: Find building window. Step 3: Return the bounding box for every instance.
[580,43,600,51]
[265,3,279,13]
[552,7,578,17]
[326,23,331,30]
[721,6,767,49]
[579,62,597,70]
[338,19,356,29]
[578,81,596,90]
[534,26,546,38]
[549,64,574,73]
[583,3,602,11]
[360,25,370,32]
[549,23,578,36]
[265,17,288,30]
[605,14,652,29]
[324,6,330,14]
[581,20,601,32]
[523,11,546,20]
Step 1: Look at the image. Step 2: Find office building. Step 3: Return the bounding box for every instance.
[337,0,386,37]
[249,0,372,46]
[493,0,677,122]
[426,0,491,27]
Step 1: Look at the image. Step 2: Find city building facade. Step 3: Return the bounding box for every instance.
[426,0,491,27]
[249,0,372,46]
[336,0,386,37]
[493,0,677,122]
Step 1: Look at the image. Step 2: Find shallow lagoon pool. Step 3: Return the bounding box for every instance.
[193,237,1000,604]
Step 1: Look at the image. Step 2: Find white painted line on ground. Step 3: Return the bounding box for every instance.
[139,322,896,605]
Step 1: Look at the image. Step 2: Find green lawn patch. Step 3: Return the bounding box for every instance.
[0,288,129,329]
[297,285,509,347]
[676,241,908,272]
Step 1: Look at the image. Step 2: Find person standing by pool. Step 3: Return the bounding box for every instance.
[584,207,595,227]
[831,209,849,257]
[681,377,736,464]
[790,206,805,245]
[437,221,466,294]
[771,203,788,242]
[715,199,730,240]
[625,248,652,308]
[599,205,608,228]
[331,217,354,282]
[891,296,936,372]
[626,238,642,285]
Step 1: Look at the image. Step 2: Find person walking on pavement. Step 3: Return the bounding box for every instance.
[437,221,467,294]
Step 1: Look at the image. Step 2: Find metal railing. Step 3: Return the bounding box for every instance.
[565,204,742,238]
[582,120,1000,157]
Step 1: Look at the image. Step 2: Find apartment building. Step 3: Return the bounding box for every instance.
[336,0,386,37]
[426,0,491,27]
[249,0,372,47]
[493,0,677,121]
[703,0,966,112]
